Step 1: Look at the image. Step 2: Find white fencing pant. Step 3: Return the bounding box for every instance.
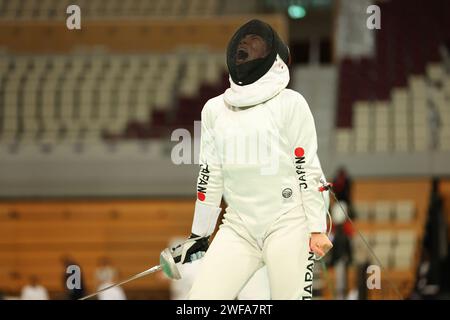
[188,206,315,300]
[237,266,271,300]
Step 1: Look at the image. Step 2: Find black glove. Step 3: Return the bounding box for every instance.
[169,233,210,264]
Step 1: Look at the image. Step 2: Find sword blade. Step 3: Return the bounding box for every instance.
[79,265,162,300]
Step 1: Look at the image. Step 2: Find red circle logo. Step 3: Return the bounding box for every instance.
[197,192,205,201]
[294,147,305,157]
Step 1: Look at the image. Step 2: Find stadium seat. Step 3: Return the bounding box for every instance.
[392,243,415,269]
[354,202,371,221]
[0,0,219,20]
[395,230,416,246]
[374,231,394,246]
[372,244,392,268]
[394,201,415,222]
[427,63,445,83]
[0,49,226,148]
[373,201,393,222]
[374,102,390,152]
[336,129,353,153]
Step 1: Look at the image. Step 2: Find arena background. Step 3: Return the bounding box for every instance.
[0,0,449,300]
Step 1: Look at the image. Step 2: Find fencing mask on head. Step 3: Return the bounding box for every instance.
[226,19,290,86]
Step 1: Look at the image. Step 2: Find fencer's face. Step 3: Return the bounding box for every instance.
[235,34,269,65]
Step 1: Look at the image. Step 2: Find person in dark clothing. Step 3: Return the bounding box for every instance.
[333,167,353,218]
[329,224,353,299]
[357,260,371,300]
[420,178,448,298]
[329,202,353,299]
[333,167,352,204]
[61,256,86,300]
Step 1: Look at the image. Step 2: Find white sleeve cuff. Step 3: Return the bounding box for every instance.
[308,224,327,234]
[191,201,222,237]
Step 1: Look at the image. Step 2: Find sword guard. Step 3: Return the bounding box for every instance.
[319,181,333,192]
[160,248,182,280]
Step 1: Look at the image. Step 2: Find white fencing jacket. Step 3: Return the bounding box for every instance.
[191,55,327,239]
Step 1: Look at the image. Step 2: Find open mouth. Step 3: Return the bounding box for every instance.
[236,48,249,64]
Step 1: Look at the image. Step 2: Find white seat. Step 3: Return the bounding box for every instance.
[0,130,18,143]
[413,123,427,136]
[2,116,18,133]
[352,232,368,249]
[19,131,38,145]
[394,132,408,152]
[375,140,389,152]
[353,102,371,127]
[353,245,370,264]
[393,242,415,269]
[412,110,427,127]
[64,128,82,143]
[154,90,172,110]
[39,130,60,144]
[439,129,450,151]
[354,202,371,221]
[395,230,416,246]
[355,137,370,153]
[395,242,415,256]
[392,249,414,269]
[374,231,394,246]
[427,63,445,83]
[335,129,353,154]
[134,104,151,121]
[393,125,409,152]
[443,78,450,98]
[373,201,393,222]
[413,137,428,152]
[374,103,390,149]
[372,244,392,268]
[394,201,415,222]
[354,122,370,153]
[105,119,125,135]
[23,117,40,135]
[409,75,427,97]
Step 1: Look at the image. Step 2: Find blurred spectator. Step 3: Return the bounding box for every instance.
[95,257,118,287]
[94,257,126,300]
[356,260,371,300]
[333,167,352,207]
[96,282,126,300]
[419,178,448,298]
[20,275,49,300]
[61,256,85,300]
[343,258,371,300]
[411,253,438,299]
[427,99,441,150]
[333,167,356,222]
[329,201,353,299]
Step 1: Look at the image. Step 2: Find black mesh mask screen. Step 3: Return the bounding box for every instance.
[226,19,290,86]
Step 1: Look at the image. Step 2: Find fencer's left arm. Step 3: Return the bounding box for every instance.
[286,92,327,234]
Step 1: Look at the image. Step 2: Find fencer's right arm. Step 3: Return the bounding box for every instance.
[191,102,223,237]
[170,103,223,264]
